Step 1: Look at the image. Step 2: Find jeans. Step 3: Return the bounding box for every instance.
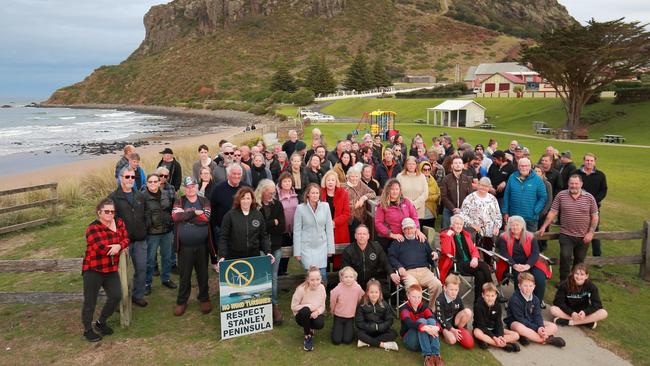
[295,306,325,335]
[146,231,173,285]
[129,240,147,300]
[270,248,282,305]
[512,266,547,302]
[319,267,328,286]
[403,318,441,356]
[559,234,589,281]
[81,270,122,331]
[441,208,454,230]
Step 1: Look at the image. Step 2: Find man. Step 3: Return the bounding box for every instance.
[114,144,135,179]
[282,129,301,158]
[157,147,182,191]
[507,140,519,156]
[388,218,442,310]
[117,153,146,191]
[209,163,250,244]
[513,145,524,167]
[264,147,282,182]
[294,140,307,161]
[303,138,321,164]
[540,146,561,171]
[440,157,473,229]
[109,166,148,307]
[539,155,563,198]
[577,153,607,258]
[156,166,178,273]
[537,175,599,281]
[372,134,384,163]
[239,145,252,167]
[327,140,346,166]
[359,146,376,167]
[456,136,466,151]
[213,143,251,185]
[558,151,578,193]
[501,157,547,232]
[341,225,394,298]
[487,150,515,207]
[316,145,332,171]
[442,136,455,158]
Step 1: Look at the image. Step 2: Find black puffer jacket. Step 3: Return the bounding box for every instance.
[142,188,173,235]
[218,208,270,259]
[259,199,286,252]
[355,300,394,333]
[109,187,146,241]
[341,241,393,289]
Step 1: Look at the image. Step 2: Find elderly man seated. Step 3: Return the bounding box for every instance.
[388,218,442,310]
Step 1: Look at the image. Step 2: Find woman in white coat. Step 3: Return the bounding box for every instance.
[293,183,335,285]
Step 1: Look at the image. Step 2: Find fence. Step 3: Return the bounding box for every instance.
[0,183,58,235]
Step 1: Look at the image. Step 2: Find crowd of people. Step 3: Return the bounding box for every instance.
[81,128,610,366]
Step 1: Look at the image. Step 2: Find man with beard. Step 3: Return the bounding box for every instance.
[539,155,563,198]
[440,157,473,229]
[501,158,547,232]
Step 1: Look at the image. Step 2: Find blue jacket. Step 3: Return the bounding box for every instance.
[504,290,544,330]
[117,166,146,192]
[501,171,547,221]
[388,238,435,271]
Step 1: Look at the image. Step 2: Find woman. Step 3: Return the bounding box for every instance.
[374,148,401,189]
[425,148,445,186]
[496,215,551,305]
[82,198,128,342]
[197,166,215,198]
[361,164,381,196]
[192,144,217,182]
[439,215,493,304]
[393,134,407,162]
[332,151,353,183]
[250,152,272,189]
[321,170,351,271]
[256,179,286,325]
[534,165,553,252]
[304,154,325,186]
[432,137,445,163]
[286,153,304,200]
[293,183,335,285]
[344,163,376,239]
[418,161,440,230]
[277,151,289,172]
[374,178,426,251]
[396,156,429,221]
[277,172,299,276]
[459,177,502,267]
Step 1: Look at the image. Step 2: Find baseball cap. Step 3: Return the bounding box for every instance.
[160,147,174,154]
[182,176,197,187]
[561,151,572,158]
[492,150,506,159]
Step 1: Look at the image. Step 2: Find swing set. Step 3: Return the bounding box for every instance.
[354,110,398,140]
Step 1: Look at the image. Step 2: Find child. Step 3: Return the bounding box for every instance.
[434,274,474,349]
[330,266,365,345]
[551,263,608,329]
[400,284,444,366]
[473,282,520,352]
[291,266,327,351]
[355,279,399,351]
[504,272,566,348]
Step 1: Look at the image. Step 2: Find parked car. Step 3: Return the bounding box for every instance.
[472,87,481,94]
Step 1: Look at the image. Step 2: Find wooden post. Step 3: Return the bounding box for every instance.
[49,183,57,219]
[118,250,132,327]
[641,221,650,281]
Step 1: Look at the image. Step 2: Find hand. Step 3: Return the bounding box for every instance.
[512,264,524,272]
[390,273,401,284]
[216,258,224,272]
[172,207,184,214]
[327,253,333,258]
[535,229,545,239]
[310,310,319,319]
[571,312,581,321]
[424,325,439,337]
[195,209,204,216]
[503,214,509,223]
[471,224,481,232]
[273,219,278,226]
[431,251,439,261]
[496,336,507,347]
[213,264,219,272]
[452,208,461,214]
[492,227,500,237]
[267,253,275,264]
[107,244,121,256]
[391,233,405,242]
[295,256,302,262]
[497,182,506,192]
[452,328,463,341]
[416,230,427,242]
[398,267,407,278]
[583,231,594,244]
[470,257,479,268]
[578,311,586,320]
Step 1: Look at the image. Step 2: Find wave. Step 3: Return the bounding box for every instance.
[58,116,77,120]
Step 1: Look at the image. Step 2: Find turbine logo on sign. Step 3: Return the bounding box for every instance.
[225,260,255,288]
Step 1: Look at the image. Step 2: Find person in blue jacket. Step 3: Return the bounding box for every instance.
[501,157,547,232]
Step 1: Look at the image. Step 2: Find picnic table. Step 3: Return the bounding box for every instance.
[600,134,625,143]
[536,127,552,134]
[480,123,496,129]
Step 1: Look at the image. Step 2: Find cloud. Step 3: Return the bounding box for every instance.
[559,0,650,26]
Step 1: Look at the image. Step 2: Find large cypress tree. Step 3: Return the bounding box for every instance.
[270,64,296,93]
[371,58,392,88]
[304,56,337,96]
[344,52,373,91]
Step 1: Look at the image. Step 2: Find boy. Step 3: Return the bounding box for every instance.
[473,282,520,352]
[400,284,444,366]
[434,274,474,349]
[504,272,566,347]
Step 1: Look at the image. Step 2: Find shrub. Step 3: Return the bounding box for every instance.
[614,87,650,104]
[291,88,315,106]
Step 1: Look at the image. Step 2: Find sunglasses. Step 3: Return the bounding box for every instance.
[101,210,115,214]
[123,175,136,179]
[422,168,431,171]
[223,151,234,155]
[147,180,160,183]
[159,174,168,178]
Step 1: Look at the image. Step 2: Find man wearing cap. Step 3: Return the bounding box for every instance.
[558,151,577,189]
[172,176,217,316]
[487,150,515,208]
[577,153,607,258]
[157,148,182,191]
[264,147,282,182]
[501,157,547,232]
[512,144,524,167]
[388,218,442,310]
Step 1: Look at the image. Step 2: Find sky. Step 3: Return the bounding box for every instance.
[0,0,648,101]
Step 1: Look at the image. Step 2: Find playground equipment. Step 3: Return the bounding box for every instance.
[355,110,398,140]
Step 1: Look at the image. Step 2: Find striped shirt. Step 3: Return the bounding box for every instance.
[550,189,598,237]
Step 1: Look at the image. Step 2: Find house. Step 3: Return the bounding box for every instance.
[464,62,556,93]
[426,100,486,127]
[464,62,532,88]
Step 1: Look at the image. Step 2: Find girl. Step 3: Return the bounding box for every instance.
[551,264,608,329]
[330,266,365,345]
[355,279,399,351]
[291,266,327,352]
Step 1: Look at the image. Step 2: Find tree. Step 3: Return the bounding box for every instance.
[344,52,373,91]
[521,19,650,130]
[270,64,296,93]
[371,58,392,88]
[291,88,315,106]
[304,56,337,96]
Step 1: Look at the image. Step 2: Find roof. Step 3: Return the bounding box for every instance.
[473,62,532,76]
[463,66,477,81]
[427,100,486,111]
[487,72,526,84]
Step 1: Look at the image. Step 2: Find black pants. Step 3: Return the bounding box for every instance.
[559,234,588,281]
[81,270,122,331]
[331,315,355,344]
[377,236,392,253]
[477,236,495,268]
[538,214,549,252]
[358,328,398,347]
[295,306,325,336]
[419,218,436,232]
[591,219,602,257]
[279,233,293,275]
[177,245,210,305]
[459,260,492,303]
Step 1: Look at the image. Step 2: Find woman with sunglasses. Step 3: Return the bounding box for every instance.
[81,198,129,342]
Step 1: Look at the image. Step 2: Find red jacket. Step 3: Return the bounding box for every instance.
[438,229,480,283]
[321,187,351,245]
[495,232,551,281]
[83,219,129,273]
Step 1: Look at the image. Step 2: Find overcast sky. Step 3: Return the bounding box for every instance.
[1,0,648,100]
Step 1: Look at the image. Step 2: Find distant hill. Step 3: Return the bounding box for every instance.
[46,0,575,105]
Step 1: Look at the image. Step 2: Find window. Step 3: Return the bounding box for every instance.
[484,83,495,92]
[498,83,510,91]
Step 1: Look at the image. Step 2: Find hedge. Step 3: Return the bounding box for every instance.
[614,87,650,104]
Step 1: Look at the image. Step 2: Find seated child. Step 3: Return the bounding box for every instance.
[434,274,474,349]
[504,272,566,348]
[550,263,608,329]
[355,279,399,351]
[400,284,444,366]
[473,282,520,352]
[330,266,365,345]
[291,266,327,351]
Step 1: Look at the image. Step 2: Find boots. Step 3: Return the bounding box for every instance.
[174,303,187,317]
[200,300,212,314]
[273,304,283,325]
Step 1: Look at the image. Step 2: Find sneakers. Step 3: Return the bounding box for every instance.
[554,317,570,326]
[358,340,370,348]
[546,336,566,348]
[476,340,488,349]
[583,322,597,329]
[303,335,314,351]
[132,297,148,307]
[504,343,521,352]
[382,341,399,351]
[540,301,547,309]
[83,329,102,342]
[519,337,530,346]
[144,285,152,296]
[423,355,434,366]
[94,320,113,336]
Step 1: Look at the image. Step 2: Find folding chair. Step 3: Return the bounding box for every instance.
[442,253,475,300]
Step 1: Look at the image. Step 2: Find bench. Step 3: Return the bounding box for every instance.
[480,123,496,129]
[601,135,625,143]
[536,127,552,135]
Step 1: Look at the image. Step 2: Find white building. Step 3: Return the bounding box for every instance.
[426,100,486,127]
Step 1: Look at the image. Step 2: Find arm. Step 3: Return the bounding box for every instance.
[329,287,338,315]
[584,282,603,315]
[325,208,335,255]
[258,213,270,255]
[218,212,232,259]
[85,225,113,256]
[172,198,195,222]
[374,206,390,237]
[290,286,307,313]
[116,220,130,250]
[355,305,371,332]
[440,178,454,211]
[412,175,429,212]
[533,178,548,216]
[332,190,350,229]
[526,238,540,267]
[501,178,511,215]
[430,179,441,205]
[387,242,403,270]
[173,163,182,191]
[316,286,327,315]
[292,207,303,259]
[596,173,607,202]
[496,236,515,265]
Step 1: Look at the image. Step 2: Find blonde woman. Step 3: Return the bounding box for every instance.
[418,161,440,229]
[397,156,429,219]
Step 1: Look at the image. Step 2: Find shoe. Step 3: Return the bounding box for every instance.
[583,322,597,329]
[546,336,566,348]
[83,329,102,342]
[174,303,187,316]
[153,267,160,276]
[357,340,370,348]
[519,337,530,346]
[382,341,399,351]
[272,304,283,325]
[476,340,488,349]
[162,280,177,289]
[144,285,152,296]
[303,335,313,351]
[432,355,444,366]
[171,265,179,275]
[94,320,113,336]
[132,298,148,307]
[423,355,434,366]
[200,300,212,314]
[504,343,520,352]
[540,301,547,309]
[554,317,570,326]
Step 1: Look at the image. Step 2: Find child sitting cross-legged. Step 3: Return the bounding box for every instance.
[550,263,608,330]
[355,279,399,351]
[330,266,365,345]
[473,282,520,352]
[504,272,566,348]
[400,284,444,366]
[434,274,474,349]
[291,266,327,351]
